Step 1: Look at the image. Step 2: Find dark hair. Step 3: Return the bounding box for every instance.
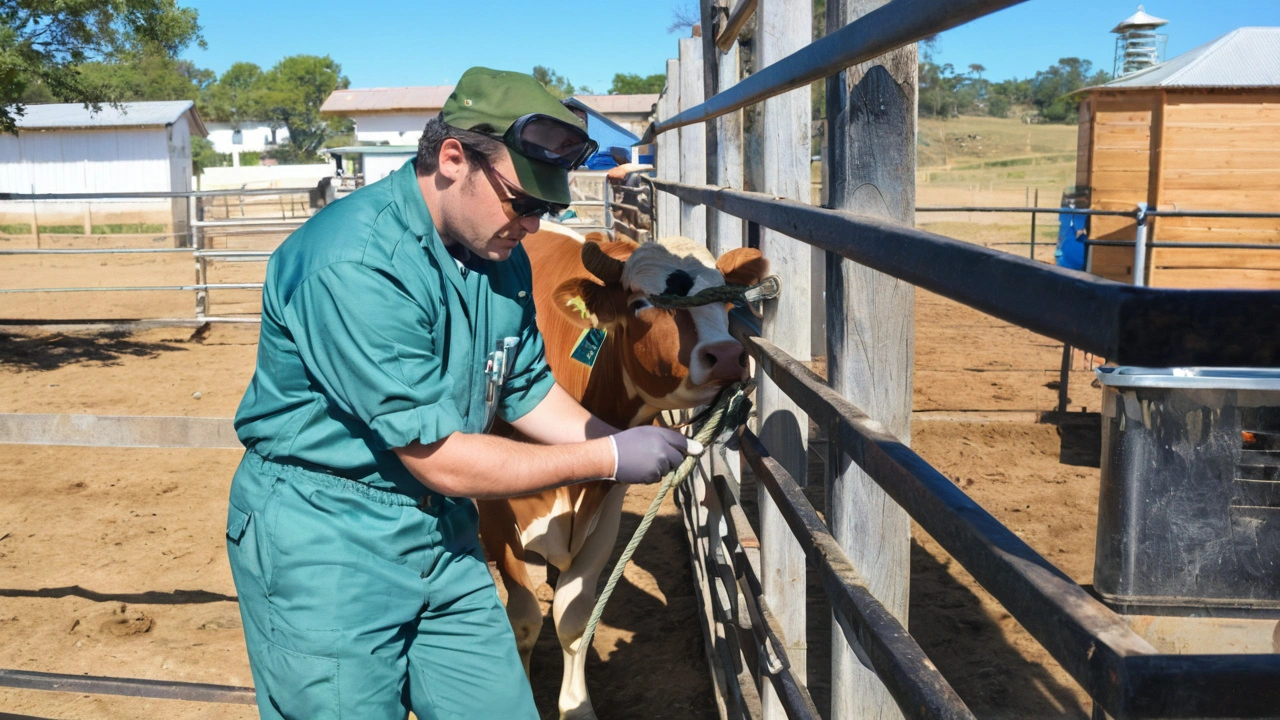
[416,116,506,175]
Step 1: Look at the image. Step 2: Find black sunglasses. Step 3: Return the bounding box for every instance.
[478,158,565,218]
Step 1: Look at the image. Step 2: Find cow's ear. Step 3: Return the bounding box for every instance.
[552,278,624,329]
[717,248,770,287]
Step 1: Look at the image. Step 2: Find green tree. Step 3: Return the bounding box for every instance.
[77,53,213,104]
[1031,57,1109,123]
[201,61,265,124]
[608,73,665,95]
[257,54,349,161]
[0,0,203,132]
[532,65,574,100]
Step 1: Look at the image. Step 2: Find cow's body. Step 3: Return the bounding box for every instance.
[478,223,767,719]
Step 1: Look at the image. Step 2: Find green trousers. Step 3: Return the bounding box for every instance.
[225,452,537,720]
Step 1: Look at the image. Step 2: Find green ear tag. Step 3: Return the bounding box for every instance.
[570,327,607,368]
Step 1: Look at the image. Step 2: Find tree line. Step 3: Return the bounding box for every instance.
[918,38,1111,123]
[3,2,668,170]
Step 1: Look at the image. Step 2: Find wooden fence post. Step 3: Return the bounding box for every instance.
[706,0,745,258]
[657,58,683,241]
[679,37,708,245]
[756,0,812,717]
[824,0,917,717]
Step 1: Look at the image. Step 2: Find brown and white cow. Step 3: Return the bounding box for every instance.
[478,222,767,719]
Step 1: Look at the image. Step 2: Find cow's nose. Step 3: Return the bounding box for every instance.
[700,340,749,382]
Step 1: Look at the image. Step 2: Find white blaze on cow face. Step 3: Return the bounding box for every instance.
[551,235,769,422]
[619,238,748,409]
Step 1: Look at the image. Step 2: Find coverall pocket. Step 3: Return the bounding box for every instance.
[226,504,251,544]
[262,639,340,719]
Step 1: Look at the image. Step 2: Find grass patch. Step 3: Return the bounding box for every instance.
[36,224,86,235]
[0,223,32,234]
[91,223,166,234]
[32,223,167,235]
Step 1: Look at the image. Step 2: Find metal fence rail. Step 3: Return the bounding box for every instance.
[654,178,1280,367]
[644,0,1029,141]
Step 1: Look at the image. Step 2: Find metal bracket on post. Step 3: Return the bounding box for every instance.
[1132,202,1149,288]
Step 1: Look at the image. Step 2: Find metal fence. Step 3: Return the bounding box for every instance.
[1,172,617,325]
[655,1,1280,719]
[916,204,1280,285]
[0,187,311,324]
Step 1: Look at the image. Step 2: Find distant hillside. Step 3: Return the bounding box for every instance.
[918,115,1077,169]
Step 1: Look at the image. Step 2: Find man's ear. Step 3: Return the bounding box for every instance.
[552,278,624,330]
[435,137,467,182]
[716,248,769,287]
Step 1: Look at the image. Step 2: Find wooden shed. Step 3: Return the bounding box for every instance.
[1076,27,1280,289]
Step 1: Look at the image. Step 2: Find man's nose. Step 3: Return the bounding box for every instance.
[520,215,541,234]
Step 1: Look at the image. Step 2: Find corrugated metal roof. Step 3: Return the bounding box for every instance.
[14,100,207,135]
[1111,5,1168,33]
[320,86,455,115]
[1099,27,1280,89]
[573,94,660,115]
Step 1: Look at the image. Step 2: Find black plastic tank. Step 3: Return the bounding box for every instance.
[1094,367,1280,617]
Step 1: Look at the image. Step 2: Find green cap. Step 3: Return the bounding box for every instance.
[441,67,586,206]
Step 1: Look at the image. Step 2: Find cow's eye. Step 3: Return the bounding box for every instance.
[630,298,653,313]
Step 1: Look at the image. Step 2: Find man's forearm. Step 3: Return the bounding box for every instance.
[394,431,615,498]
[510,382,618,445]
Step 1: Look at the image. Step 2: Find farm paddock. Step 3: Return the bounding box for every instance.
[0,241,1104,718]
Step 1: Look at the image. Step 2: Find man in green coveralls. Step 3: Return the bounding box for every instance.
[226,67,696,719]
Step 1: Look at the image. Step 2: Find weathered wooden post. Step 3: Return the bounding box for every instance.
[706,0,745,257]
[703,0,746,491]
[824,0,917,718]
[679,37,707,245]
[657,58,683,241]
[756,0,812,716]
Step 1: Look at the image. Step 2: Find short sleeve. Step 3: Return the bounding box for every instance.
[283,262,462,450]
[497,301,556,424]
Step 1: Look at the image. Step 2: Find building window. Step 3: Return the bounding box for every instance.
[232,130,243,145]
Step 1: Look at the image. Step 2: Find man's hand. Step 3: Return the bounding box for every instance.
[608,426,704,484]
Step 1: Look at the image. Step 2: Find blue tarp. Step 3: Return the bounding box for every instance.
[1056,210,1088,270]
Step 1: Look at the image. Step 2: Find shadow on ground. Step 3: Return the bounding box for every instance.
[0,586,236,605]
[0,331,186,372]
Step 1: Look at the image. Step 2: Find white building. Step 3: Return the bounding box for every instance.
[205,121,289,165]
[320,86,454,146]
[0,100,207,234]
[320,86,659,146]
[568,94,658,137]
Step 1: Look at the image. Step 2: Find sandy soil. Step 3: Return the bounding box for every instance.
[0,226,1106,719]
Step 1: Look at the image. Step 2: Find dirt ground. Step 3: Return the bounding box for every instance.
[0,225,1106,719]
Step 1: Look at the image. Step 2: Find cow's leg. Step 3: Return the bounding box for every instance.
[552,484,627,720]
[477,498,547,676]
[499,554,547,676]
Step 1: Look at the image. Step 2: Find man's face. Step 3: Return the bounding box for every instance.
[450,151,544,262]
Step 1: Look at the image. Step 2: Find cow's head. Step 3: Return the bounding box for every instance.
[552,237,768,411]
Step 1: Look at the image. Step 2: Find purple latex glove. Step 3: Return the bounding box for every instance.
[608,426,705,484]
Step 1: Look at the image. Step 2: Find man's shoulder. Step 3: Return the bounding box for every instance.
[268,177,416,296]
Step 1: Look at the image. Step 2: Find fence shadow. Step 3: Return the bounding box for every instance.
[908,538,1090,719]
[0,331,187,372]
[526,510,715,720]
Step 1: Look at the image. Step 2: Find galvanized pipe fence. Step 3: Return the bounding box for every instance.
[651,0,1280,719]
[2,173,616,325]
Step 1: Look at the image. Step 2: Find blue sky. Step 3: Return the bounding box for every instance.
[180,1,1280,91]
